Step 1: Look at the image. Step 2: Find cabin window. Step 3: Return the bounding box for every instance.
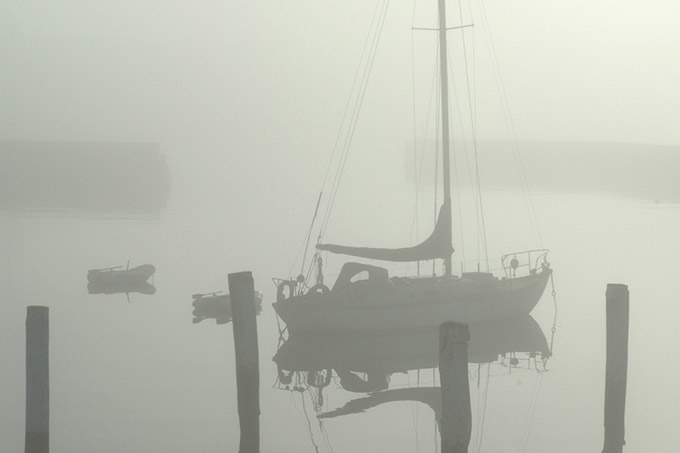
[350,271,370,283]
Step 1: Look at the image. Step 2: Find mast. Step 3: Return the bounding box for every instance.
[314,0,457,270]
[438,0,453,277]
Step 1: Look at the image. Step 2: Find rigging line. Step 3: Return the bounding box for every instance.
[447,36,477,266]
[413,389,421,453]
[304,255,316,287]
[472,363,482,452]
[319,1,383,194]
[517,374,537,452]
[321,9,383,239]
[476,362,491,452]
[457,0,489,271]
[525,374,545,451]
[467,0,478,148]
[319,0,391,241]
[326,0,389,215]
[470,2,480,266]
[300,192,324,276]
[300,391,321,453]
[288,201,321,279]
[419,42,441,171]
[303,252,321,288]
[317,390,335,453]
[410,39,440,253]
[478,0,543,248]
[287,241,306,280]
[319,419,335,453]
[451,65,486,272]
[409,34,440,259]
[548,272,559,356]
[410,2,438,258]
[317,0,385,241]
[298,1,383,278]
[410,0,419,254]
[319,423,334,453]
[433,80,440,276]
[434,77,440,225]
[412,24,474,31]
[518,373,545,452]
[434,412,439,452]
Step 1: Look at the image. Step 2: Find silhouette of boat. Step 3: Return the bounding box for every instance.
[272,0,551,332]
[192,290,264,324]
[275,259,551,332]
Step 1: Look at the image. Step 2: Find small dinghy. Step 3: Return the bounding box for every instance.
[192,290,263,324]
[87,263,155,285]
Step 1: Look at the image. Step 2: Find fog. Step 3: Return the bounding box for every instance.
[2,1,680,452]
[3,2,679,145]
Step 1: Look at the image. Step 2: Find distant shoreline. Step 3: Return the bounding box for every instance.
[404,140,680,202]
[0,141,171,214]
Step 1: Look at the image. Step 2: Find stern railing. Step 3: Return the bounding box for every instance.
[501,249,550,279]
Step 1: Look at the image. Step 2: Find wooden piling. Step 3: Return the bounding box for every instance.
[25,306,49,453]
[603,284,629,453]
[228,272,260,453]
[439,322,471,453]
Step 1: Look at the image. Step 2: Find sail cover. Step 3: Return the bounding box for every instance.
[316,203,453,262]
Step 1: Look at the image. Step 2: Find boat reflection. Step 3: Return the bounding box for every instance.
[87,280,156,295]
[274,314,553,446]
[191,290,263,324]
[274,314,550,394]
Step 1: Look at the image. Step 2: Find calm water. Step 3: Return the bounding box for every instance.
[1,182,679,452]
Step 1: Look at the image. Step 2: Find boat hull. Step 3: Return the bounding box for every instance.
[87,264,155,285]
[273,269,551,332]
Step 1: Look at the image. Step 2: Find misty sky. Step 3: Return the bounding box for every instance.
[2,0,679,153]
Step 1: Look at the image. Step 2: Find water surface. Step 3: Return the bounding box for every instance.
[1,168,679,452]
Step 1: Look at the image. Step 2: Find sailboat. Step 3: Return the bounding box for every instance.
[273,0,551,332]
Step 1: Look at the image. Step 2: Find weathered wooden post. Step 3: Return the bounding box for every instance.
[603,284,629,453]
[228,272,260,453]
[439,322,471,453]
[25,306,49,453]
